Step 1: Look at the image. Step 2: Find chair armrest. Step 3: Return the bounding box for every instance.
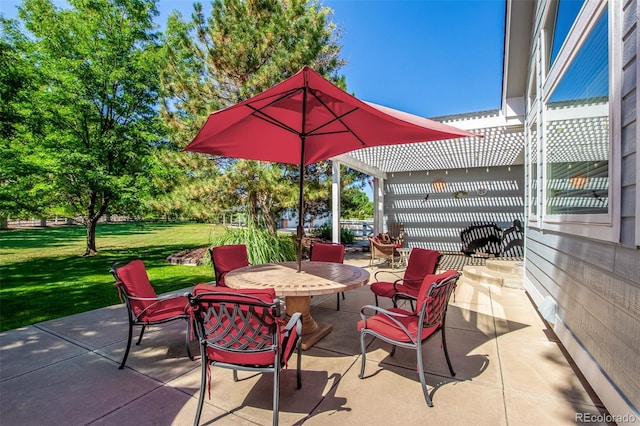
[373,270,405,282]
[391,277,421,293]
[392,291,417,302]
[284,312,303,336]
[359,304,415,343]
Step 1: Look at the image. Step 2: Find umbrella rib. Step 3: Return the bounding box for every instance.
[247,87,303,135]
[250,112,301,136]
[246,87,305,136]
[306,88,366,146]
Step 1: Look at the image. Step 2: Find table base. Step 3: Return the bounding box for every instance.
[285,295,332,350]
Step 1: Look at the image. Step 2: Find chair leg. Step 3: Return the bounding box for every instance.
[296,339,302,389]
[194,352,207,425]
[390,344,396,357]
[416,343,433,407]
[185,318,194,361]
[136,324,146,345]
[119,321,134,369]
[374,294,379,306]
[441,327,456,376]
[233,369,239,382]
[358,333,367,379]
[336,293,340,311]
[273,362,280,426]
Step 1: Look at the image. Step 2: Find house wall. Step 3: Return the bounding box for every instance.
[523,0,639,417]
[383,165,525,252]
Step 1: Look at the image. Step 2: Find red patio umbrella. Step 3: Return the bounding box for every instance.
[185,65,478,271]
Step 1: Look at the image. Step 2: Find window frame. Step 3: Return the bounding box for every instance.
[539,0,621,242]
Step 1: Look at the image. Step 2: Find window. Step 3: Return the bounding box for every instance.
[545,7,608,217]
[547,0,586,70]
[539,0,620,242]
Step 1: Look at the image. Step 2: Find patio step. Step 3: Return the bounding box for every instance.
[460,260,524,288]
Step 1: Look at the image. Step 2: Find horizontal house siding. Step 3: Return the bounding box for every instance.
[524,0,639,416]
[525,229,640,410]
[383,166,525,252]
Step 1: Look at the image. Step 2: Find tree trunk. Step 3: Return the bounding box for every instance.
[84,218,98,256]
[82,191,110,256]
[247,192,259,228]
[263,210,277,234]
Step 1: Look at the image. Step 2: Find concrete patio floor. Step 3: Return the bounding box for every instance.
[0,252,610,425]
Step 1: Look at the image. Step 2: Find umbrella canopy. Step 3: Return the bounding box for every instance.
[185,65,479,271]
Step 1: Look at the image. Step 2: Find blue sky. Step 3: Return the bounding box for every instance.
[1,0,505,118]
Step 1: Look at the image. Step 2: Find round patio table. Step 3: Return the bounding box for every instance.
[225,261,370,350]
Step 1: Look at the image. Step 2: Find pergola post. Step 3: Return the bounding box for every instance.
[331,161,341,243]
[373,177,384,235]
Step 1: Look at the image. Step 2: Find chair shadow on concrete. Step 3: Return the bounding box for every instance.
[193,369,349,425]
[357,303,530,406]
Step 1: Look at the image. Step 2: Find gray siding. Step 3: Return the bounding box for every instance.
[383,166,525,252]
[524,0,639,413]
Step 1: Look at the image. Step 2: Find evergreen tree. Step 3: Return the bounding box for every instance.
[158,0,345,231]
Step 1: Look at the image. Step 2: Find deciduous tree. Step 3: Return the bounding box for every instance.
[11,0,164,255]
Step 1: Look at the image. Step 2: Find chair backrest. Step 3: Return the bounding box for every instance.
[416,270,460,327]
[310,243,345,263]
[210,244,250,287]
[189,284,283,366]
[111,259,158,317]
[402,248,442,291]
[387,222,405,243]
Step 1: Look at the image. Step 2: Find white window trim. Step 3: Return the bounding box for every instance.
[527,41,542,227]
[540,0,621,243]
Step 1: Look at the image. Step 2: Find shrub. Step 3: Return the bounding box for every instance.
[207,225,296,265]
[310,223,355,244]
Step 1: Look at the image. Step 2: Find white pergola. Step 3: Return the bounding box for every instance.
[328,110,526,241]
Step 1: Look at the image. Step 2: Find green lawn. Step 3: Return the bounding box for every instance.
[0,222,221,332]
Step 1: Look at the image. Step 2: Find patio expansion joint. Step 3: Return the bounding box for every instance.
[0,324,109,383]
[486,289,510,425]
[30,323,176,387]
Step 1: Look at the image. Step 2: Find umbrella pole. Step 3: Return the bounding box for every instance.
[296,150,305,273]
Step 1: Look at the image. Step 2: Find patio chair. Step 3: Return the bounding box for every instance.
[370,248,442,309]
[358,270,461,407]
[188,284,302,426]
[310,242,346,310]
[210,244,250,287]
[387,222,405,247]
[368,237,398,268]
[110,259,193,369]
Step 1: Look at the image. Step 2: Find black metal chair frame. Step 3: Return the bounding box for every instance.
[110,262,193,370]
[359,272,460,407]
[189,290,302,426]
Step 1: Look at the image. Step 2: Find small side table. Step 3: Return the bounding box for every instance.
[396,248,412,267]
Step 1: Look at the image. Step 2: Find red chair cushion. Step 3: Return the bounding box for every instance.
[402,248,441,290]
[115,260,158,317]
[416,270,459,318]
[144,296,189,322]
[370,248,441,300]
[211,245,250,286]
[311,243,345,263]
[357,308,439,342]
[369,281,396,298]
